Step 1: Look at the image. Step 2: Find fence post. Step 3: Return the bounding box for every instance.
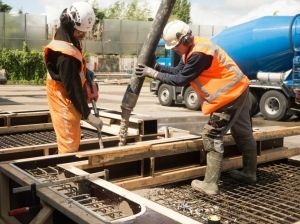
[24,13,27,47]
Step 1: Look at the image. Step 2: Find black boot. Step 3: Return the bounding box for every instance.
[191,151,223,195]
[230,137,257,183]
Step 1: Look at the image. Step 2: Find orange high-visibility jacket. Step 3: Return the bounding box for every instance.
[44,40,87,154]
[184,36,249,115]
[44,40,86,86]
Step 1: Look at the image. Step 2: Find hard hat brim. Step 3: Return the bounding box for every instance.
[165,41,179,50]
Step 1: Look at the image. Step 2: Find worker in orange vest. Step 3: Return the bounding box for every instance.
[44,2,102,154]
[135,20,257,195]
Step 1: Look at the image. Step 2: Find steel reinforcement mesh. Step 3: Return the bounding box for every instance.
[144,162,300,224]
[25,166,135,221]
[0,128,98,149]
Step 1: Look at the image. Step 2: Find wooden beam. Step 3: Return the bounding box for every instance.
[101,123,139,136]
[0,218,7,224]
[0,135,136,155]
[78,126,300,168]
[0,110,50,119]
[88,144,151,166]
[0,171,20,224]
[29,203,53,224]
[0,123,53,134]
[77,134,199,158]
[99,110,143,124]
[114,147,300,190]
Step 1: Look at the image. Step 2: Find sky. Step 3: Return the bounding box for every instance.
[3,0,300,26]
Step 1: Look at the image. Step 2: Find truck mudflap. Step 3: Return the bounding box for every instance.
[150,80,160,94]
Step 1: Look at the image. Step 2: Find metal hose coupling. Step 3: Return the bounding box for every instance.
[119,91,138,146]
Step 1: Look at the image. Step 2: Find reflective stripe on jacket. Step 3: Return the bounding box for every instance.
[44,40,86,86]
[184,36,249,115]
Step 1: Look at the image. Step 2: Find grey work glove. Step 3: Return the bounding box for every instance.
[87,113,103,131]
[135,64,158,79]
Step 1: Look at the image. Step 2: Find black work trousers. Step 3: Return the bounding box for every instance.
[202,88,256,153]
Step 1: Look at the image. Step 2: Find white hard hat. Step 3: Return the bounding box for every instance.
[163,20,191,49]
[67,1,95,32]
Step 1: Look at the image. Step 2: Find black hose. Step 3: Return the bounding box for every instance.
[118,0,176,146]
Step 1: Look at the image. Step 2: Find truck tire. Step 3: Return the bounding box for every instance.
[158,84,174,106]
[249,91,259,117]
[184,86,201,110]
[259,90,290,121]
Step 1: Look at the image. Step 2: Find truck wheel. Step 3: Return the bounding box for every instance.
[259,90,290,121]
[158,84,174,106]
[249,91,259,117]
[184,86,201,110]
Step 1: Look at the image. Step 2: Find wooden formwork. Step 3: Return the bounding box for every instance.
[0,156,200,224]
[0,109,157,135]
[0,126,299,224]
[0,109,161,162]
[71,126,300,190]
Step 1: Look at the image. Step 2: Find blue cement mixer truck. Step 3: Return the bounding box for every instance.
[150,14,300,121]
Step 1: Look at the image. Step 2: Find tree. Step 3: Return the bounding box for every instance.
[104,1,126,19]
[90,0,105,22]
[0,0,12,12]
[102,0,151,21]
[125,0,151,21]
[171,0,191,23]
[94,9,105,22]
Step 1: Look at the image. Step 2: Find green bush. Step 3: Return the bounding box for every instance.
[0,42,46,84]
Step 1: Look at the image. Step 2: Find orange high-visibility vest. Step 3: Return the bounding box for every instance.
[184,36,249,115]
[44,40,86,86]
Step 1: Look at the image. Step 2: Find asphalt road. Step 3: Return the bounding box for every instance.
[1,83,299,127]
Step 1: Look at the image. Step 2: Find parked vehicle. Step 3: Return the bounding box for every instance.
[151,15,300,120]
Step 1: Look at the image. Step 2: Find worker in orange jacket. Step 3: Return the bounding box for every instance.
[44,2,102,154]
[135,20,257,195]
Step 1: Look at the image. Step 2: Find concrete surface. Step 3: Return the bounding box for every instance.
[0,83,202,119]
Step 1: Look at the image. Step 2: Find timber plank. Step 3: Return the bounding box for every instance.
[78,126,300,168]
[29,203,53,224]
[0,166,29,224]
[0,135,136,155]
[76,134,199,158]
[0,123,53,134]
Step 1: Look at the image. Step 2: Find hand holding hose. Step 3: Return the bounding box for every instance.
[135,64,158,79]
[87,113,103,131]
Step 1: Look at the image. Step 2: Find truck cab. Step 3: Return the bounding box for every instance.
[150,40,201,111]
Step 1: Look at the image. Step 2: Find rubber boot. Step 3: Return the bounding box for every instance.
[230,138,257,184]
[191,151,223,195]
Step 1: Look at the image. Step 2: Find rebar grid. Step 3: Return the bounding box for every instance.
[144,162,300,224]
[25,166,127,221]
[0,129,98,149]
